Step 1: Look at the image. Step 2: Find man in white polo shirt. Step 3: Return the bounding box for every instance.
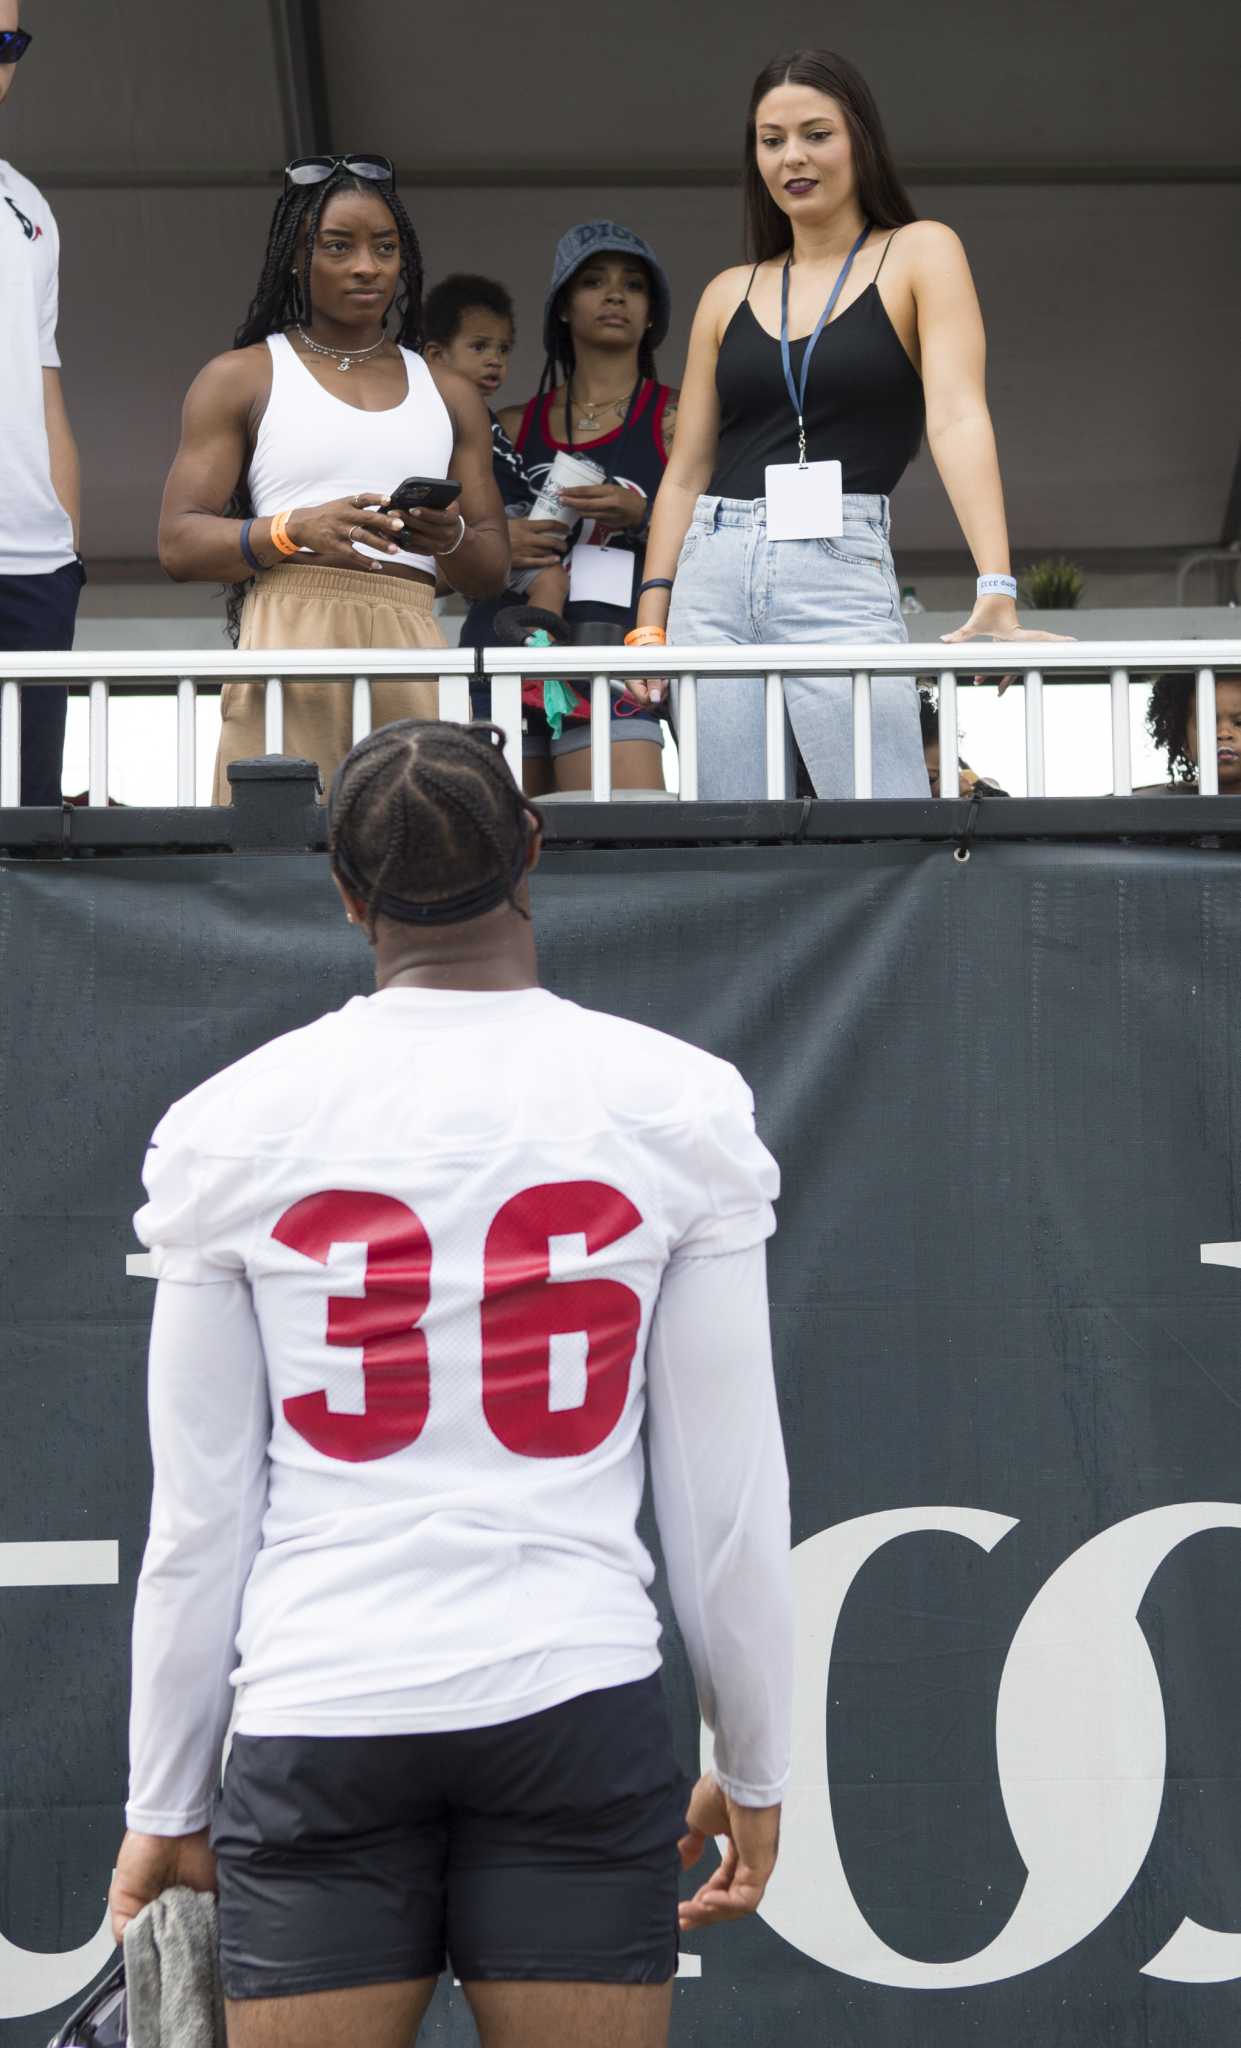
[0,4,82,807]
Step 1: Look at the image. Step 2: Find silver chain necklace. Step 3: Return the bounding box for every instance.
[296,324,388,374]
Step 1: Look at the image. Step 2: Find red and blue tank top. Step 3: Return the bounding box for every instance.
[521,379,672,627]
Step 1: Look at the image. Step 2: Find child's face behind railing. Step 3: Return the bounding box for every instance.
[1187,676,1241,793]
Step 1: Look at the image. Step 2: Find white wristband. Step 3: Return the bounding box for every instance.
[977,573,1017,600]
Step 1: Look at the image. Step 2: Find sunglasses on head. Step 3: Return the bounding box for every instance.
[284,154,395,195]
[0,29,32,63]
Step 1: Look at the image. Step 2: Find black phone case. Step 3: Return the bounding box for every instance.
[391,478,462,512]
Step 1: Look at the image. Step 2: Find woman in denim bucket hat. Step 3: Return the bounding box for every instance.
[491,220,681,792]
[628,50,1067,799]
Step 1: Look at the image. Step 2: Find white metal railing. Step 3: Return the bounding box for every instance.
[0,642,1238,808]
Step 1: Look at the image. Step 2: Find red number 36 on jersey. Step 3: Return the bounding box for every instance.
[272,1181,644,1465]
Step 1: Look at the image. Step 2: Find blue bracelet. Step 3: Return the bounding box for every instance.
[638,578,674,597]
[239,518,262,575]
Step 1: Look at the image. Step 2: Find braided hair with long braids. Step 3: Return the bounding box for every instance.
[1146,673,1197,786]
[223,167,425,645]
[329,721,543,932]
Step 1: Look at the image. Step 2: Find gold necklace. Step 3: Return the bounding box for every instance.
[571,389,632,432]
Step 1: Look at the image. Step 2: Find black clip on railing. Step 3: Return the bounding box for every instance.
[226,756,324,850]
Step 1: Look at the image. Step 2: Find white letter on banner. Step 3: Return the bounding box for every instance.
[0,1542,119,2017]
[736,1503,1241,1988]
[1141,1240,1241,1983]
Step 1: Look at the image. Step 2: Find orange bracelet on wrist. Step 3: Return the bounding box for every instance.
[623,626,667,647]
[268,510,300,558]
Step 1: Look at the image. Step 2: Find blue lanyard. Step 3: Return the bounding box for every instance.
[779,224,871,466]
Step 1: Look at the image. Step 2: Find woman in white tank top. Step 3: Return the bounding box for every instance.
[157,156,509,799]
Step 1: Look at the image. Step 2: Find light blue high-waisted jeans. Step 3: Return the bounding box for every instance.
[666,493,928,799]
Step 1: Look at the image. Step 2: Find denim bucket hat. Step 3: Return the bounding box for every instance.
[543,220,672,356]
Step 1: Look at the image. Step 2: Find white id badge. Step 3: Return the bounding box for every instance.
[764,459,844,542]
[567,543,635,606]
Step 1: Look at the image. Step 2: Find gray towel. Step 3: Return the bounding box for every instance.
[123,1887,226,2048]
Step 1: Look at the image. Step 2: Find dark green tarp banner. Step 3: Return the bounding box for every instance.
[2,841,1240,2044]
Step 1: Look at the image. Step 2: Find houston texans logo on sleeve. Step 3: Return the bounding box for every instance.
[4,194,41,240]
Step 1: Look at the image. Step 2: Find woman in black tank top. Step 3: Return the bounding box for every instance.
[630,48,1068,802]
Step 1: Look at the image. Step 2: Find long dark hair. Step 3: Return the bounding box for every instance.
[743,50,917,263]
[223,168,425,644]
[537,265,659,399]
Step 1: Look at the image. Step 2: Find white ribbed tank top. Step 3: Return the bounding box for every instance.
[248,332,454,576]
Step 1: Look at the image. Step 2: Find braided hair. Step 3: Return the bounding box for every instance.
[329,721,543,931]
[1146,673,1196,786]
[223,168,425,644]
[537,263,659,399]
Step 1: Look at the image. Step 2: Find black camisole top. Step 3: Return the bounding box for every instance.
[709,268,924,502]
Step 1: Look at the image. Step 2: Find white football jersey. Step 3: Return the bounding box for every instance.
[131,985,783,1825]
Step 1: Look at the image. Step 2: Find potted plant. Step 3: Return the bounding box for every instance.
[1018,558,1084,609]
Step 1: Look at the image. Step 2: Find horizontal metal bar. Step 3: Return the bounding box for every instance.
[0,641,1236,682]
[7,793,1241,856]
[0,647,479,680]
[30,163,1241,192]
[1177,548,1241,602]
[527,794,1241,846]
[481,640,1241,680]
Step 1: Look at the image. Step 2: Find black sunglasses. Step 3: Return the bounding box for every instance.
[0,29,32,63]
[284,154,395,195]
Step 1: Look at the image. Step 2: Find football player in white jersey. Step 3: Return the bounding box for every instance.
[108,721,793,2048]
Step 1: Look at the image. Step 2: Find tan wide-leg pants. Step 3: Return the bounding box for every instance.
[212,564,445,803]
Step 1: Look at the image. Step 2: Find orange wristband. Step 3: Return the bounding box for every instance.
[623,626,667,647]
[268,510,300,558]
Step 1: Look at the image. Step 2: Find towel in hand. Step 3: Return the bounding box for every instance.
[123,1886,225,2048]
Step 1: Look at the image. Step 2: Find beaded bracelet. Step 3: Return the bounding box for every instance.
[268,510,300,558]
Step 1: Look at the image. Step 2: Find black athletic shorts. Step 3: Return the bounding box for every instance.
[210,1674,690,2000]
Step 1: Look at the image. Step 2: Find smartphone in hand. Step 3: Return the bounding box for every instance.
[389,476,462,513]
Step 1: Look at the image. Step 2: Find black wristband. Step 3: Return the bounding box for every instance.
[638,577,674,597]
[239,518,262,575]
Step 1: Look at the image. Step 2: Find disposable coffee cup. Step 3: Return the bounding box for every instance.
[529,452,606,534]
